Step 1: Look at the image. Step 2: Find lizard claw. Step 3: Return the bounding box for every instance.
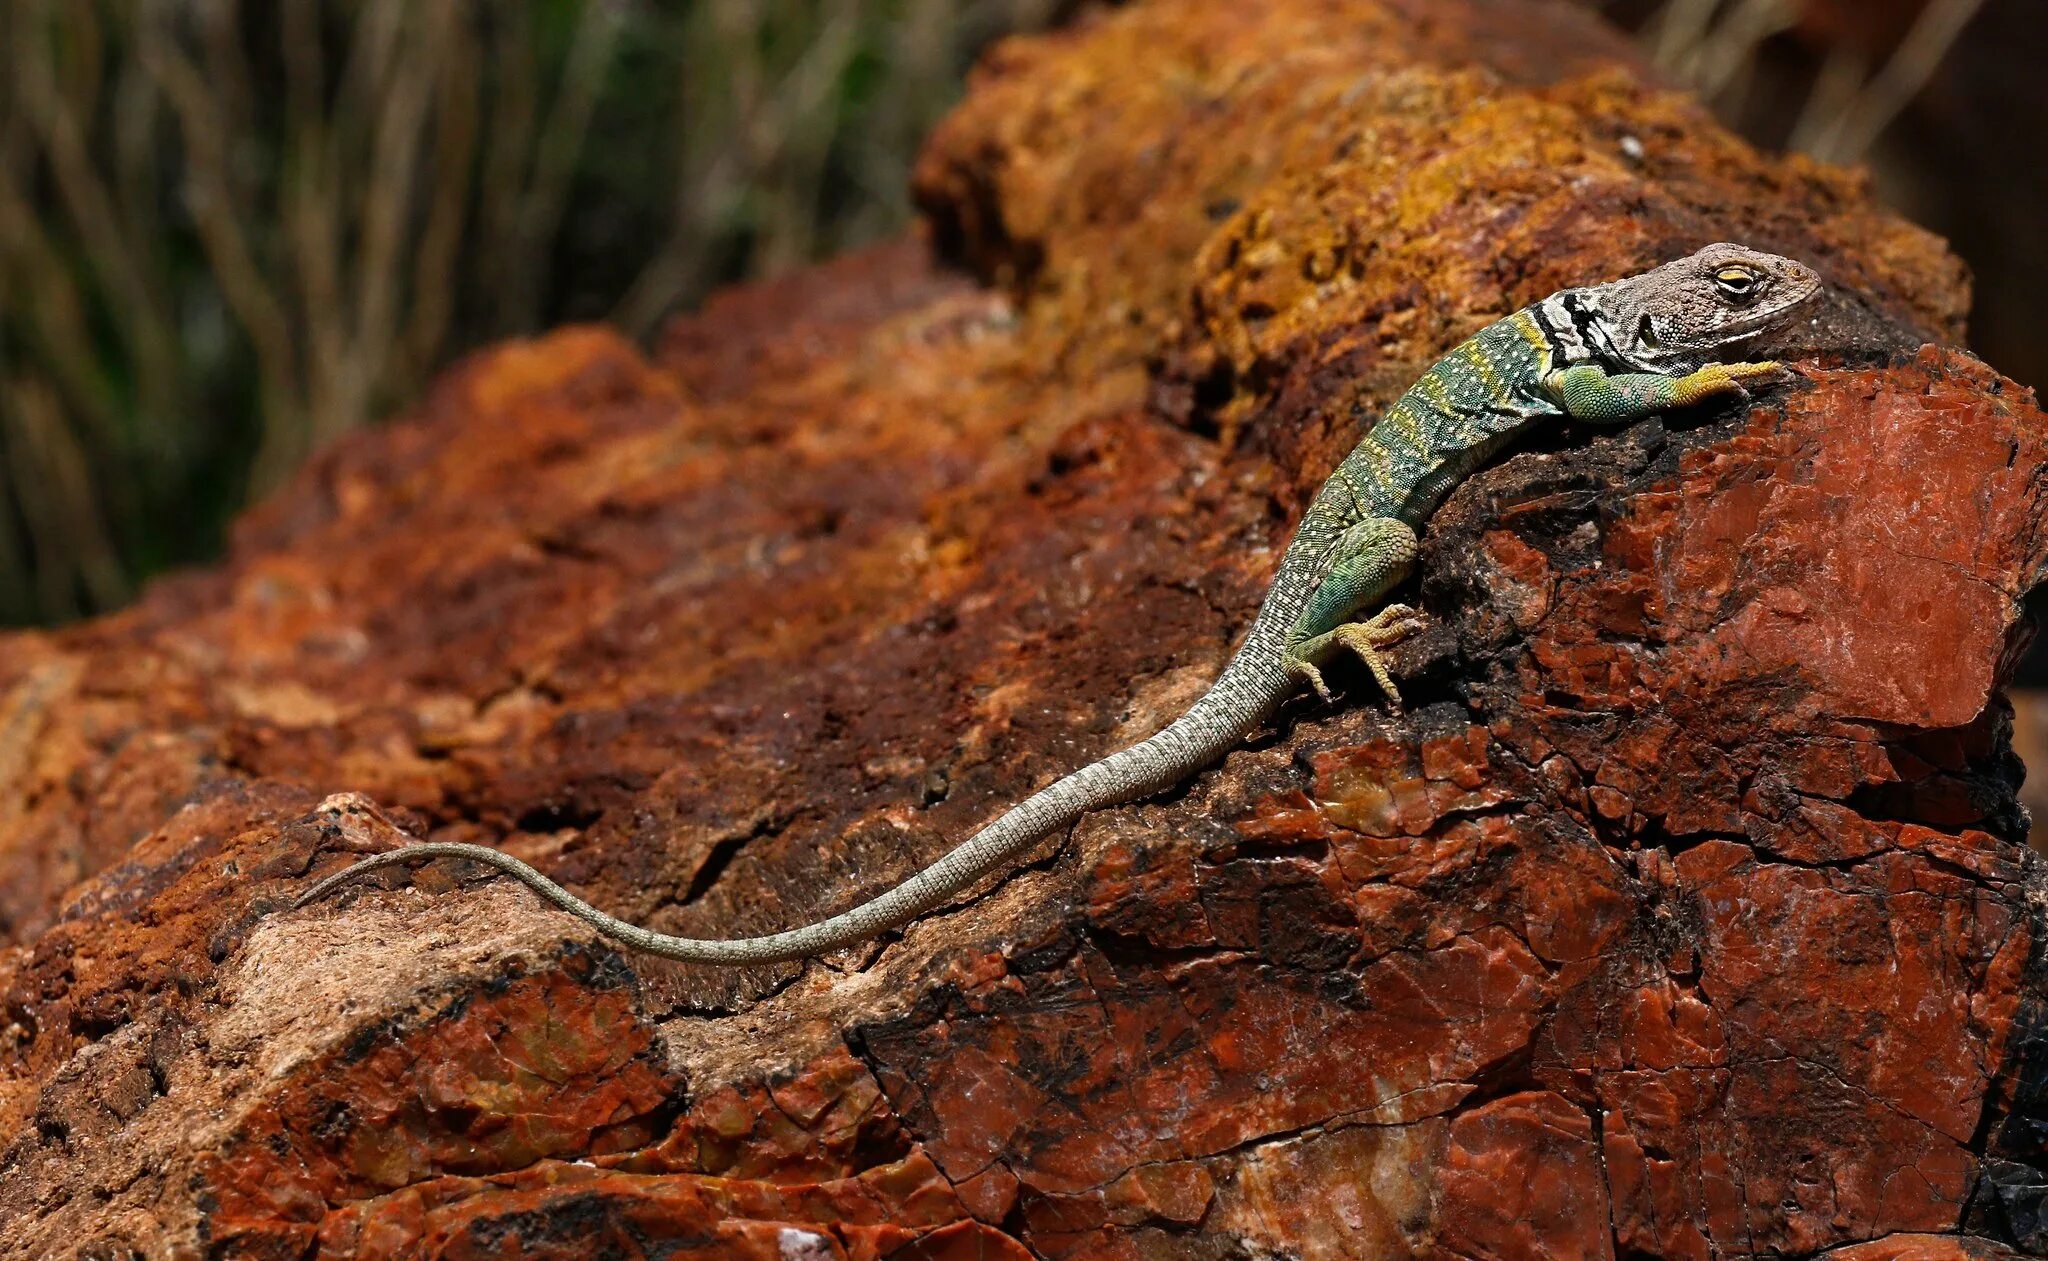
[1287,657,1335,704]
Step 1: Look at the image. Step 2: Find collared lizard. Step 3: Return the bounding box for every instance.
[294,243,1822,964]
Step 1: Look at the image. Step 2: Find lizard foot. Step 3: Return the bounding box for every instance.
[1694,360,1799,402]
[1285,604,1425,708]
[1329,603,1426,708]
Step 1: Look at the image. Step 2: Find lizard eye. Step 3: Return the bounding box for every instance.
[1713,266,1762,304]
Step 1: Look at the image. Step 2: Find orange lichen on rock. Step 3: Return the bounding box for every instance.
[4,0,2047,1256]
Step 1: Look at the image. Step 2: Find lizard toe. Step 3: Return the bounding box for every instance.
[1286,657,1334,704]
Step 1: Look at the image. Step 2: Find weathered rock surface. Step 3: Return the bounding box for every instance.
[3,1,2045,1256]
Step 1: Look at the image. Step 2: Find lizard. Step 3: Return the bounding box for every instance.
[293,242,1822,965]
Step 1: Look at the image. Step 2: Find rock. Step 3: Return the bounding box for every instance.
[1,0,2043,1256]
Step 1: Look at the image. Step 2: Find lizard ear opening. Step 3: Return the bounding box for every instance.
[1636,313,1660,349]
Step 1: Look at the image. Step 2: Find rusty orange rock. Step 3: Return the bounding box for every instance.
[3,0,2045,1256]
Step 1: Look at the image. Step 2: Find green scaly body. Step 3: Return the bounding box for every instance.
[1338,311,1558,525]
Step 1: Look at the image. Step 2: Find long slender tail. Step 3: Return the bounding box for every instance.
[292,658,1295,965]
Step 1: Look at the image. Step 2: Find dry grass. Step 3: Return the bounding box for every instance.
[0,0,1063,623]
[1630,0,1988,160]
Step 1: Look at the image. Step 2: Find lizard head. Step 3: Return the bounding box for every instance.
[1594,243,1822,373]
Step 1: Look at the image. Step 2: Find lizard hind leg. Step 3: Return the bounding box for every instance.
[1283,516,1424,707]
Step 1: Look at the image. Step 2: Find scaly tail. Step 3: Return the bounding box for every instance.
[292,510,1350,965]
[292,661,1293,965]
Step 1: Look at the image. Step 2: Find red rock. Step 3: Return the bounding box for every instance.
[1437,1091,1615,1260]
[2,0,2045,1257]
[1821,1234,2025,1261]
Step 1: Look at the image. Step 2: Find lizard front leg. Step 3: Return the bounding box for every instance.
[1284,516,1424,707]
[1544,360,1792,423]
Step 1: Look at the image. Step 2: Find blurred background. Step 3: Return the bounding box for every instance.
[0,0,1073,626]
[0,0,2036,629]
